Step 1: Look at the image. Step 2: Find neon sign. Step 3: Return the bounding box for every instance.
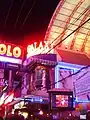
[27,41,54,58]
[0,43,22,58]
[0,43,23,64]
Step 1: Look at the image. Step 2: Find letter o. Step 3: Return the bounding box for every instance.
[0,44,6,55]
[13,47,21,58]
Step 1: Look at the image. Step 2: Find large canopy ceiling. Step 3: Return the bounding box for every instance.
[45,0,90,58]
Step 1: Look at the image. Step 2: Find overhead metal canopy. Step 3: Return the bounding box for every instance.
[45,0,90,57]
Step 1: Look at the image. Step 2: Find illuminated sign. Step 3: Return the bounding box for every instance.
[27,41,54,58]
[0,43,23,64]
[0,44,22,58]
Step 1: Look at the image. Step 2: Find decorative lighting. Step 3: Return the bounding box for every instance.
[77,49,79,51]
[75,100,90,103]
[31,98,34,102]
[25,56,57,67]
[39,110,44,115]
[11,109,15,114]
[40,98,43,102]
[69,113,72,116]
[21,112,28,119]
[0,94,5,106]
[0,56,22,64]
[4,93,14,105]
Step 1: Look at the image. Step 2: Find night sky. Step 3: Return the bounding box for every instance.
[0,0,60,46]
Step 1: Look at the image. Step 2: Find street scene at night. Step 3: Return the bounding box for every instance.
[0,0,90,120]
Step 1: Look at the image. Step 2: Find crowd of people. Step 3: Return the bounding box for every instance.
[0,111,90,120]
[0,115,82,120]
[0,115,24,120]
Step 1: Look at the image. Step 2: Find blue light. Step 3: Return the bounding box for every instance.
[40,99,43,102]
[55,62,84,88]
[73,97,90,103]
[24,96,44,103]
[75,100,90,103]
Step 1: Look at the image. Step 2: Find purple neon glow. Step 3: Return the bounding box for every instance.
[55,62,84,88]
[0,56,22,64]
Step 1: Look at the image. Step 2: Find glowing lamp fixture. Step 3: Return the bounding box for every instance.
[40,98,43,102]
[39,110,44,115]
[31,98,34,102]
[21,112,28,119]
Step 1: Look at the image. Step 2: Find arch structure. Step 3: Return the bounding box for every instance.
[45,0,90,60]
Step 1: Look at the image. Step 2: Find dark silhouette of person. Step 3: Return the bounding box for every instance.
[5,114,24,120]
[0,117,3,120]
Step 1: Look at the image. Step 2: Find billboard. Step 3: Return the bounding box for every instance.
[57,67,74,89]
[74,66,90,101]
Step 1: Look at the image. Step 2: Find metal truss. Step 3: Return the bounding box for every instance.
[45,0,85,49]
[81,30,90,52]
[45,0,65,40]
[70,8,90,50]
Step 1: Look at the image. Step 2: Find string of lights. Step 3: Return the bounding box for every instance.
[20,0,36,30]
[4,0,14,28]
[1,1,90,107]
[14,0,26,28]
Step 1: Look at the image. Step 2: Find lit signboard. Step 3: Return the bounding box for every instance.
[27,41,54,58]
[73,66,90,101]
[0,43,23,64]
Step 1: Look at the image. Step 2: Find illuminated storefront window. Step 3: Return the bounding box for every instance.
[29,65,51,91]
[35,66,48,90]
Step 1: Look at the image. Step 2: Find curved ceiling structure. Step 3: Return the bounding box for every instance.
[45,0,90,58]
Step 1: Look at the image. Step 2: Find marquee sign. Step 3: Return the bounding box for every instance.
[0,43,23,64]
[0,41,54,64]
[0,43,22,58]
[27,41,54,58]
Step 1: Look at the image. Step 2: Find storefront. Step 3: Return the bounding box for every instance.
[0,40,90,118]
[0,42,23,117]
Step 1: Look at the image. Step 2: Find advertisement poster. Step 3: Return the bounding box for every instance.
[58,67,74,89]
[74,67,90,100]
